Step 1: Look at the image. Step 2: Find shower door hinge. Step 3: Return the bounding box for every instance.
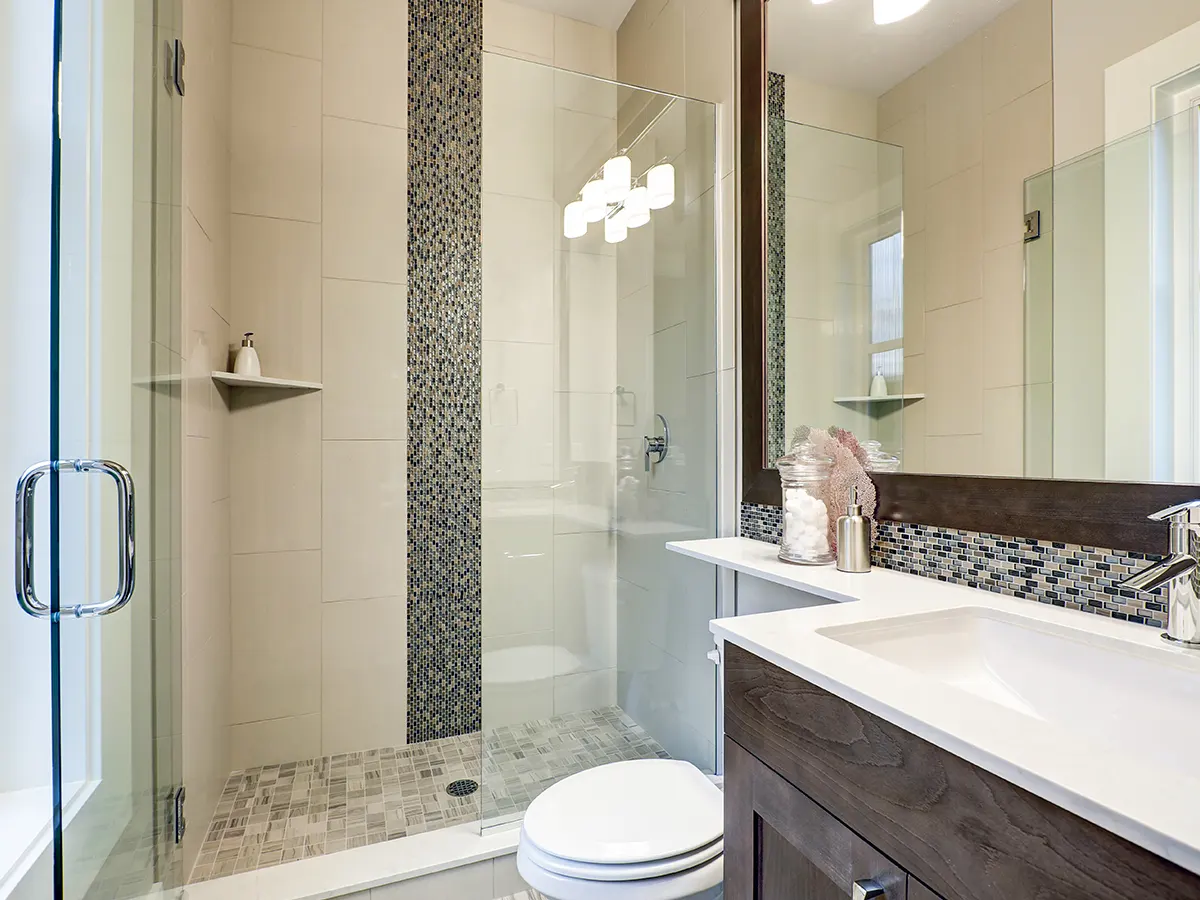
[1023,210,1041,242]
[173,785,187,844]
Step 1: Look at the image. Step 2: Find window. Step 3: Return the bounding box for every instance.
[868,232,904,386]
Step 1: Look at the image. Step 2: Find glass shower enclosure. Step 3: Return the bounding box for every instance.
[479,52,720,829]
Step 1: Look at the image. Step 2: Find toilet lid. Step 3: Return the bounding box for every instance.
[522,760,723,866]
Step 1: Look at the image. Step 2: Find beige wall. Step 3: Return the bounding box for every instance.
[479,0,622,729]
[225,0,408,770]
[877,0,1052,476]
[784,75,877,139]
[181,0,232,871]
[1053,0,1200,163]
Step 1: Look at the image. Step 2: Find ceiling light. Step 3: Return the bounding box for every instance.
[603,155,632,203]
[581,180,607,223]
[874,0,930,24]
[563,200,587,239]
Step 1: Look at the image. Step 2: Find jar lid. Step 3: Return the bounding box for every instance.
[776,439,833,478]
[862,440,901,473]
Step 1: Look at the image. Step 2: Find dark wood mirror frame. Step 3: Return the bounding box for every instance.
[736,0,1192,555]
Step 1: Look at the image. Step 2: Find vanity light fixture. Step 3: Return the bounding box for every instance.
[625,186,651,228]
[647,163,675,209]
[563,200,588,239]
[581,179,608,222]
[603,154,632,203]
[874,0,930,25]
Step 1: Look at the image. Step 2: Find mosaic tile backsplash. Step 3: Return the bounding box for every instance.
[740,502,1167,627]
[407,0,483,742]
[765,72,787,464]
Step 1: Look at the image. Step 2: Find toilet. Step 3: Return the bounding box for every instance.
[516,759,724,900]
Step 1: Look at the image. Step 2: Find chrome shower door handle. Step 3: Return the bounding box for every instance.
[643,413,670,471]
[14,459,136,619]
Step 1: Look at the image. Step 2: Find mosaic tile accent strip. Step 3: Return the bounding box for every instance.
[189,708,668,883]
[407,0,484,742]
[765,72,787,464]
[739,502,1167,627]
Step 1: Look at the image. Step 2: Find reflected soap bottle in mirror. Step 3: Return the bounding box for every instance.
[869,366,888,399]
[233,332,261,377]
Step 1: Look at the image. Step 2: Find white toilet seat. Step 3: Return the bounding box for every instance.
[520,828,724,881]
[517,759,725,900]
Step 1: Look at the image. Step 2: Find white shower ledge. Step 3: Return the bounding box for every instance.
[211,372,322,391]
[668,536,1200,877]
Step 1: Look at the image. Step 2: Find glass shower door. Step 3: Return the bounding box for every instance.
[2,1,182,897]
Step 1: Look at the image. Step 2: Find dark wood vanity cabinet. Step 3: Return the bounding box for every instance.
[723,643,1200,900]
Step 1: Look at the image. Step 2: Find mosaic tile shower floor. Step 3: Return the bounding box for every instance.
[189,707,668,883]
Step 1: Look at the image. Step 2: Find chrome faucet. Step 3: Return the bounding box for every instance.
[1121,500,1200,647]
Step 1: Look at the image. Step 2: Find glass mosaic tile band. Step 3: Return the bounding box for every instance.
[765,72,787,464]
[739,502,1168,628]
[407,0,484,743]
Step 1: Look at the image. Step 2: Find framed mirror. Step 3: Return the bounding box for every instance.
[740,0,1200,551]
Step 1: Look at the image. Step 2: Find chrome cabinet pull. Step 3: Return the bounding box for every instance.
[852,880,886,900]
[14,459,135,619]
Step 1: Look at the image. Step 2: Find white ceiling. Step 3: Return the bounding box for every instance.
[769,0,1023,96]
[511,0,638,31]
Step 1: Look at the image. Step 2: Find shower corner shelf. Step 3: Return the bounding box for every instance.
[833,393,925,404]
[211,372,323,392]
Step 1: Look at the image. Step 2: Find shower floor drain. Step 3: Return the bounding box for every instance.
[446,779,479,798]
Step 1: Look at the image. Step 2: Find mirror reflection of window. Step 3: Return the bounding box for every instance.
[868,232,904,394]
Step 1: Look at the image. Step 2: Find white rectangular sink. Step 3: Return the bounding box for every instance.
[818,607,1200,773]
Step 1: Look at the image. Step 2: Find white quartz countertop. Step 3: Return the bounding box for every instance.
[668,536,1200,876]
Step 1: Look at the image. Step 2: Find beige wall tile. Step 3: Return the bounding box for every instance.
[902,230,926,357]
[982,0,1052,114]
[483,487,554,638]
[233,0,322,58]
[231,45,321,222]
[322,279,407,441]
[554,16,616,78]
[983,242,1025,389]
[322,116,407,283]
[880,109,925,236]
[321,597,406,754]
[230,551,322,723]
[983,83,1053,251]
[924,33,983,186]
[925,299,983,436]
[617,0,684,96]
[556,250,617,393]
[321,441,406,602]
[323,0,407,128]
[878,66,929,134]
[926,166,983,310]
[230,392,322,554]
[552,392,615,534]
[685,0,734,176]
[482,340,554,487]
[229,714,322,771]
[902,396,927,473]
[230,214,322,382]
[785,75,878,140]
[483,193,556,344]
[925,434,984,475]
[553,669,617,715]
[983,385,1025,476]
[484,0,554,61]
[482,54,554,201]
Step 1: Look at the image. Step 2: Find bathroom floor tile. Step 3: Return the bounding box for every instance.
[188,706,668,884]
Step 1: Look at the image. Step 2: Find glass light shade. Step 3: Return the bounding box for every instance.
[581,179,607,223]
[874,0,930,24]
[604,208,628,244]
[624,186,651,228]
[647,163,675,210]
[603,155,632,203]
[563,200,588,239]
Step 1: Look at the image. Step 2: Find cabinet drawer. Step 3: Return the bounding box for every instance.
[726,737,907,900]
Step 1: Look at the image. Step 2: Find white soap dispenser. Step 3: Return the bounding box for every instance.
[233,332,261,378]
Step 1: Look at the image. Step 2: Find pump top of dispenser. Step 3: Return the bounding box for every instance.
[242,332,255,347]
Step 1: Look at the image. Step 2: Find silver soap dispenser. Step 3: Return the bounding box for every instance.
[836,486,871,574]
